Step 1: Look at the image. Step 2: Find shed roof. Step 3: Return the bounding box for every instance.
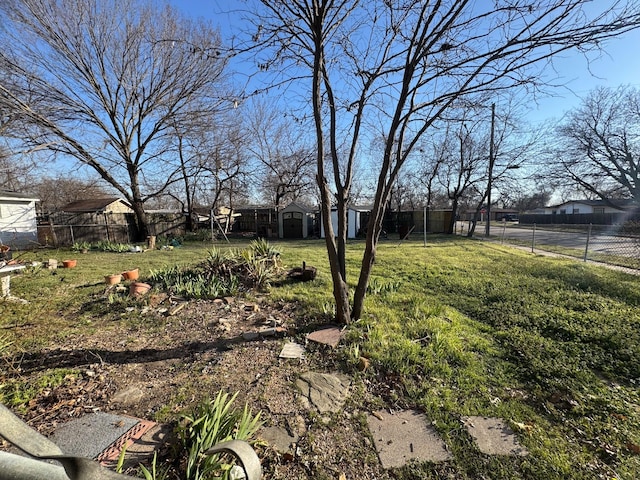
[60,197,131,213]
[0,189,39,202]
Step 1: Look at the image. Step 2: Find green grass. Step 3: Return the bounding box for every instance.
[2,236,639,479]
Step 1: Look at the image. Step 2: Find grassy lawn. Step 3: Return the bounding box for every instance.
[1,236,639,479]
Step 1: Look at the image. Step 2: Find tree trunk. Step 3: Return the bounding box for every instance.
[447,197,459,234]
[130,199,149,241]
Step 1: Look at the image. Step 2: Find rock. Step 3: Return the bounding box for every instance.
[260,426,298,454]
[111,386,144,406]
[296,372,351,413]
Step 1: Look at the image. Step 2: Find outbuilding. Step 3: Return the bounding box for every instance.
[0,190,39,249]
[279,202,314,239]
[320,206,368,239]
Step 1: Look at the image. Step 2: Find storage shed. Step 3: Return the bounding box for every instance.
[320,206,368,239]
[0,190,40,249]
[278,202,314,239]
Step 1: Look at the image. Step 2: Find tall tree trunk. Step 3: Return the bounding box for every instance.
[130,199,149,241]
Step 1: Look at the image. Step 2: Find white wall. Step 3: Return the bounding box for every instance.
[320,208,360,239]
[0,200,38,248]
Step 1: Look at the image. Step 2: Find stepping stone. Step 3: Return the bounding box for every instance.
[368,409,451,468]
[51,412,156,464]
[296,372,350,413]
[259,426,298,454]
[307,326,344,347]
[279,342,305,359]
[462,416,528,456]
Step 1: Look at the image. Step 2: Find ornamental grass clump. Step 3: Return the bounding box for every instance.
[177,391,262,480]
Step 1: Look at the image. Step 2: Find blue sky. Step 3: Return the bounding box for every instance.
[172,0,640,127]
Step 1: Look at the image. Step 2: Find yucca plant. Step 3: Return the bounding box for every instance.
[248,238,280,260]
[178,391,262,480]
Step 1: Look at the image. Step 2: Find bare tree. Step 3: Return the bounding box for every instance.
[552,85,640,206]
[251,0,640,323]
[31,175,113,214]
[0,0,231,239]
[247,101,316,210]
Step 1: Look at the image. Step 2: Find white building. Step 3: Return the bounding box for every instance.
[0,190,40,249]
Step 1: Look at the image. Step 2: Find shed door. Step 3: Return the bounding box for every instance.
[283,212,303,238]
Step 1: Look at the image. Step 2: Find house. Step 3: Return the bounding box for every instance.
[278,202,314,239]
[0,190,39,249]
[543,199,637,215]
[320,206,369,239]
[519,199,640,225]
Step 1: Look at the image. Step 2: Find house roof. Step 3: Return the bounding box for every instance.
[547,199,638,210]
[0,189,39,202]
[282,201,314,213]
[60,197,131,213]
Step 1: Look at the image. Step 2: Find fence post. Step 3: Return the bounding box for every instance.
[69,225,75,245]
[531,223,536,253]
[501,219,506,244]
[584,223,592,262]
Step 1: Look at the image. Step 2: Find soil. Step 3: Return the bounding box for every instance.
[2,294,399,479]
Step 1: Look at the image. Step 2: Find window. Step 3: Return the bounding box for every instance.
[594,207,605,214]
[572,208,579,214]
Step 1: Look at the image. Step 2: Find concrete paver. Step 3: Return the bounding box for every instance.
[367,409,451,469]
[462,416,528,456]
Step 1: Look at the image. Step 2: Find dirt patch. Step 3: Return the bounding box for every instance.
[2,296,394,479]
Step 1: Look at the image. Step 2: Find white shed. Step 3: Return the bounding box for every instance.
[320,206,367,239]
[278,202,314,239]
[0,190,40,249]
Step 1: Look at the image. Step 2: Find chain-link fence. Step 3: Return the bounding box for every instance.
[459,222,640,270]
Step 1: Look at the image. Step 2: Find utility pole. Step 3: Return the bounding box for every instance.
[485,103,495,237]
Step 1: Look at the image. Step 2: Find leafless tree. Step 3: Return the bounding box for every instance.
[251,0,640,323]
[31,175,113,214]
[0,0,232,239]
[246,101,316,210]
[551,85,640,206]
[166,116,250,231]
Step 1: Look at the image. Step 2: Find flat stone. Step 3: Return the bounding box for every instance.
[279,342,305,359]
[52,412,139,459]
[296,372,350,413]
[368,409,451,468]
[111,386,144,406]
[306,326,344,347]
[462,416,528,456]
[259,426,298,454]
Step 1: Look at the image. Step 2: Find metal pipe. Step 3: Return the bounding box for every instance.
[0,451,70,480]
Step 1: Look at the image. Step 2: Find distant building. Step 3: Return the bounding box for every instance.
[0,190,39,249]
[542,199,637,215]
[278,202,314,239]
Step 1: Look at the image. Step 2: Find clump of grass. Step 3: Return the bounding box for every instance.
[147,240,281,299]
[177,391,262,480]
[148,265,239,299]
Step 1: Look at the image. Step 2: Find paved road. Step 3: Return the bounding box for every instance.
[460,223,640,259]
